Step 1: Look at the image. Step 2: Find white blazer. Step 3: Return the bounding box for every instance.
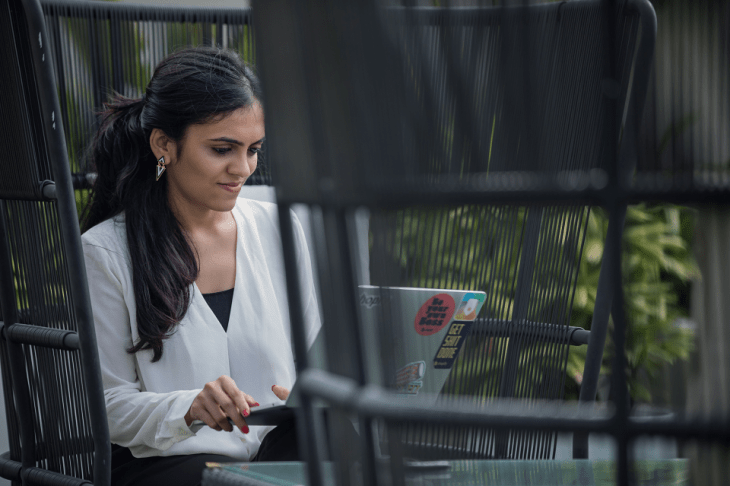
[82,198,320,460]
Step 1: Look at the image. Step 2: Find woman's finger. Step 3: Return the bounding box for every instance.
[202,381,236,432]
[191,405,223,432]
[272,384,290,401]
[218,376,256,432]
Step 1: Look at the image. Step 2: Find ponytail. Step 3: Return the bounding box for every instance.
[83,96,147,230]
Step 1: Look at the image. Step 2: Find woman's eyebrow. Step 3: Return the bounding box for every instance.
[209,137,242,145]
[209,137,266,145]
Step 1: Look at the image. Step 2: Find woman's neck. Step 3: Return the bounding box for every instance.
[168,197,233,235]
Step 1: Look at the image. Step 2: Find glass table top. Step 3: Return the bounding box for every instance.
[201,459,689,486]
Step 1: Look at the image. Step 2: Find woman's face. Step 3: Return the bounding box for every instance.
[153,103,265,217]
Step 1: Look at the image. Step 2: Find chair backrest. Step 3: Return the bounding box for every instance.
[0,0,110,484]
[39,0,271,187]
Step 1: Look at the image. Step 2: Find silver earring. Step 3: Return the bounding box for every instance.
[156,156,166,181]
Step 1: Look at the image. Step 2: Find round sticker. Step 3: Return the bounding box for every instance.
[414,293,455,336]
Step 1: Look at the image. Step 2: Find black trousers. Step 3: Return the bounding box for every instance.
[111,418,300,486]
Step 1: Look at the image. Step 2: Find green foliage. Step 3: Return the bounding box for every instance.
[382,202,696,402]
[567,205,698,402]
[75,189,91,223]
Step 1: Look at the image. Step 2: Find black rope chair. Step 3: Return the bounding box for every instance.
[251,0,655,481]
[0,0,110,484]
[39,0,271,189]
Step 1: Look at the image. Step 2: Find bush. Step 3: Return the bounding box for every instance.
[567,204,698,402]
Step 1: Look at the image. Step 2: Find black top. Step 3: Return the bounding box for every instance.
[202,288,234,332]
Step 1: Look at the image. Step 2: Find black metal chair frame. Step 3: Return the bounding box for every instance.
[0,0,110,485]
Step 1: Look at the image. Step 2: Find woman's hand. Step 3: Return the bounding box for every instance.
[185,375,259,433]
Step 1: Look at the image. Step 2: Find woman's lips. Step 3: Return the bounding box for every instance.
[219,182,242,193]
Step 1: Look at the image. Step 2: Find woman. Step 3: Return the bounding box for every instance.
[81,47,320,485]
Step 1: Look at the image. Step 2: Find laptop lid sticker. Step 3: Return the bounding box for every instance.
[454,292,485,321]
[395,360,426,395]
[414,293,455,336]
[433,321,473,369]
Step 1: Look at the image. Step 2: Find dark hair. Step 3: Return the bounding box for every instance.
[83,47,263,362]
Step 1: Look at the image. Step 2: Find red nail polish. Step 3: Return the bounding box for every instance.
[253,402,260,407]
[241,425,249,434]
[271,385,275,391]
[243,409,250,417]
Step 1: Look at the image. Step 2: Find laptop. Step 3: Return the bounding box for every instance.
[357,286,487,405]
[194,286,486,428]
